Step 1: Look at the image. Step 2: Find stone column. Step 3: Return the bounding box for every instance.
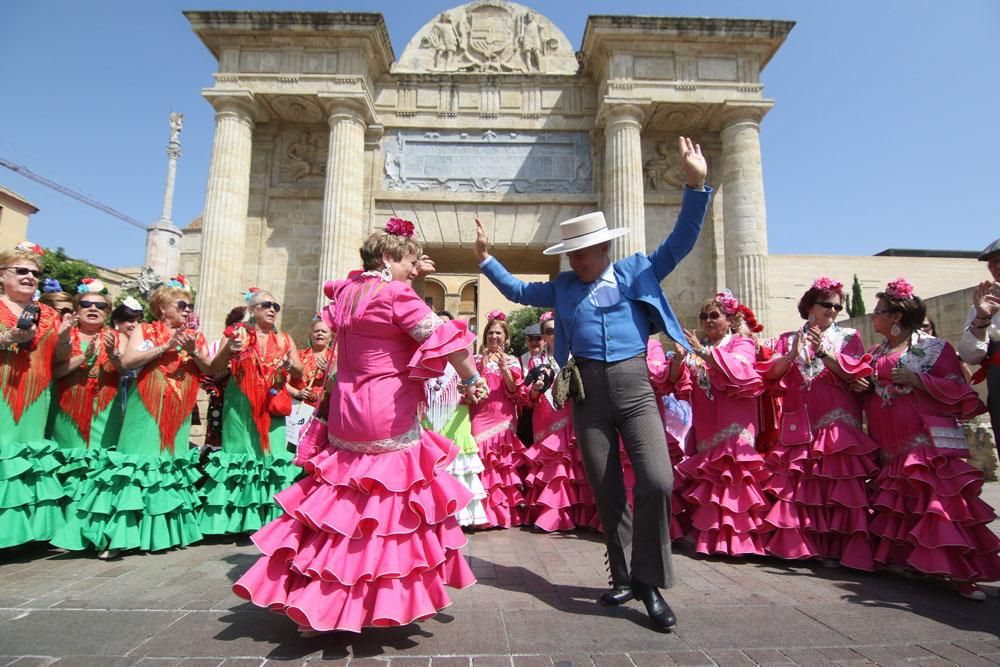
[603,104,646,257]
[198,93,255,340]
[721,103,772,331]
[318,104,367,308]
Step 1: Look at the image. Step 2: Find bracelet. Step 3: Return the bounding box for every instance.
[816,348,828,359]
[460,372,481,386]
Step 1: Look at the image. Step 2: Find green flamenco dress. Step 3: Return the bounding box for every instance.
[51,323,205,553]
[199,329,300,535]
[0,301,67,548]
[49,331,123,499]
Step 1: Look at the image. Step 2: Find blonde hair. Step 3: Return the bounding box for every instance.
[0,250,43,272]
[359,230,421,272]
[149,286,190,320]
[39,291,73,309]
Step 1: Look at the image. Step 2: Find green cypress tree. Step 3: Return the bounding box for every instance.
[849,274,866,317]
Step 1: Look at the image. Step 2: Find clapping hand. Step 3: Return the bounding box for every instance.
[973,281,1000,320]
[678,136,707,189]
[412,254,436,279]
[890,366,920,387]
[315,354,330,373]
[805,326,823,354]
[102,331,118,356]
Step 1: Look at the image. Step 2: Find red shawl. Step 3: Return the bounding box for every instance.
[55,327,119,445]
[135,321,204,453]
[0,300,59,423]
[230,329,292,454]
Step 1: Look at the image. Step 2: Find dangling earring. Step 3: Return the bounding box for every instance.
[890,323,901,337]
[380,263,392,283]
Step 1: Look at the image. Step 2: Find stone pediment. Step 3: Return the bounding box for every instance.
[394,1,578,75]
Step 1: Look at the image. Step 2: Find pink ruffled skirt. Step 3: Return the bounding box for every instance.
[522,420,598,532]
[869,445,1000,583]
[232,429,477,632]
[675,434,771,556]
[474,424,526,528]
[761,419,878,570]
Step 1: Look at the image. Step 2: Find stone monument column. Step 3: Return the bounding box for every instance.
[603,104,646,257]
[317,103,367,307]
[198,93,256,340]
[145,112,184,279]
[720,102,772,331]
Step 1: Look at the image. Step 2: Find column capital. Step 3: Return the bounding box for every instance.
[203,90,266,124]
[720,100,773,129]
[600,102,647,129]
[317,93,377,127]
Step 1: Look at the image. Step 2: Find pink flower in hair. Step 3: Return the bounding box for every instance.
[487,309,506,322]
[812,276,843,292]
[884,277,914,300]
[385,217,415,237]
[539,311,554,323]
[715,289,740,316]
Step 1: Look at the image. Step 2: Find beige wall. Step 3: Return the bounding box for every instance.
[767,254,984,338]
[0,188,37,251]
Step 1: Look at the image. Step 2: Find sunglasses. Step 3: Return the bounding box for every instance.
[815,301,844,312]
[58,307,74,316]
[79,300,109,311]
[3,266,42,278]
[175,301,194,311]
[257,301,281,312]
[871,309,894,316]
[698,311,723,321]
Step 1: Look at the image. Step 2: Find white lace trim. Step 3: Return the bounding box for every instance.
[409,312,443,343]
[695,423,754,453]
[813,407,861,431]
[330,422,423,454]
[474,421,515,445]
[534,417,569,443]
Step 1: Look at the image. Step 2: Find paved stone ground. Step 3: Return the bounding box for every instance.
[3,485,1000,666]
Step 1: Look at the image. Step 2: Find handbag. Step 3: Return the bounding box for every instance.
[266,387,293,417]
[779,403,812,446]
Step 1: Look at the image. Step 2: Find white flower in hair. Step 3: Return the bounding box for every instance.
[122,296,143,312]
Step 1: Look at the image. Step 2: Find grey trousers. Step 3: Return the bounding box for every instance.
[572,354,674,589]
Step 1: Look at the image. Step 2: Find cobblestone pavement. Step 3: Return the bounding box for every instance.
[2,484,1000,666]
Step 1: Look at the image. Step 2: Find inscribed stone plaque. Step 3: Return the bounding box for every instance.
[382,130,592,193]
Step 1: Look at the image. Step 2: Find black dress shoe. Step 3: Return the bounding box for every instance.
[598,585,634,606]
[630,578,677,631]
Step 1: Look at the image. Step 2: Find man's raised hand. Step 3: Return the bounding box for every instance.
[474,218,490,263]
[678,136,707,190]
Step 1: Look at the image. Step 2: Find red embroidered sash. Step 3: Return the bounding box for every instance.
[135,322,204,453]
[0,301,59,424]
[55,327,120,445]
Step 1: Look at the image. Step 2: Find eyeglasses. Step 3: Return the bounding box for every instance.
[542,328,555,335]
[2,266,42,278]
[815,301,844,312]
[257,301,281,312]
[698,311,722,321]
[175,301,193,311]
[79,300,109,311]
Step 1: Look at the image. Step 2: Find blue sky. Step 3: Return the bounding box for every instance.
[1,0,997,269]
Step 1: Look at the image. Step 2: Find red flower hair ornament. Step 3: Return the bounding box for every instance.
[385,217,415,238]
[487,309,506,322]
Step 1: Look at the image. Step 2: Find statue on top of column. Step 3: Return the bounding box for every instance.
[169,112,184,144]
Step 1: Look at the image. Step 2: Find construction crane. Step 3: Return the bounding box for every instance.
[0,156,147,231]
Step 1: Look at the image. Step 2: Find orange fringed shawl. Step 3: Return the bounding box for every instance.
[0,301,59,424]
[54,327,120,445]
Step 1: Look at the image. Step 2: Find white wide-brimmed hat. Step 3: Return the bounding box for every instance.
[542,212,631,256]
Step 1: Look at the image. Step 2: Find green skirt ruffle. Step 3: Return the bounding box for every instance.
[50,448,203,553]
[198,450,301,536]
[0,439,68,548]
[54,446,100,501]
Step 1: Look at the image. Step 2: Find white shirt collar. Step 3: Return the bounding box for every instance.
[597,261,616,285]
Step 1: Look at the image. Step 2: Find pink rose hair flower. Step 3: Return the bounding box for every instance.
[812,276,843,292]
[385,217,415,238]
[714,289,740,316]
[487,309,506,322]
[884,277,915,301]
[539,311,554,323]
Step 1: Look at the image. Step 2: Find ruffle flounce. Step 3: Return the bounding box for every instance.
[475,426,525,528]
[522,426,596,532]
[761,421,878,570]
[675,436,771,556]
[54,446,100,501]
[408,321,476,381]
[51,448,202,552]
[199,450,301,536]
[869,445,1000,582]
[232,428,476,632]
[447,451,488,527]
[0,439,68,548]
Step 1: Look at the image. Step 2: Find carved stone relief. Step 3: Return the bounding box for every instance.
[395,1,578,75]
[642,140,687,191]
[278,129,327,183]
[382,129,592,193]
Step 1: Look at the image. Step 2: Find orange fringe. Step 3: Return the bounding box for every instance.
[291,346,335,408]
[0,301,59,424]
[55,327,119,445]
[135,322,204,454]
[231,330,290,455]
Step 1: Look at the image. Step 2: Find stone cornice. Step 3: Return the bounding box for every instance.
[202,89,269,123]
[184,11,394,76]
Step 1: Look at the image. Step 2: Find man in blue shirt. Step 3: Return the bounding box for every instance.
[475,136,710,632]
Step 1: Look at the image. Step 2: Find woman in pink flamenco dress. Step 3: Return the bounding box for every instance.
[520,313,598,531]
[861,277,999,601]
[672,290,771,556]
[646,338,692,540]
[232,220,488,634]
[757,277,879,570]
[469,311,526,528]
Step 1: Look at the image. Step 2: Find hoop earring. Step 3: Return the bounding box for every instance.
[380,263,392,283]
[890,324,901,337]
